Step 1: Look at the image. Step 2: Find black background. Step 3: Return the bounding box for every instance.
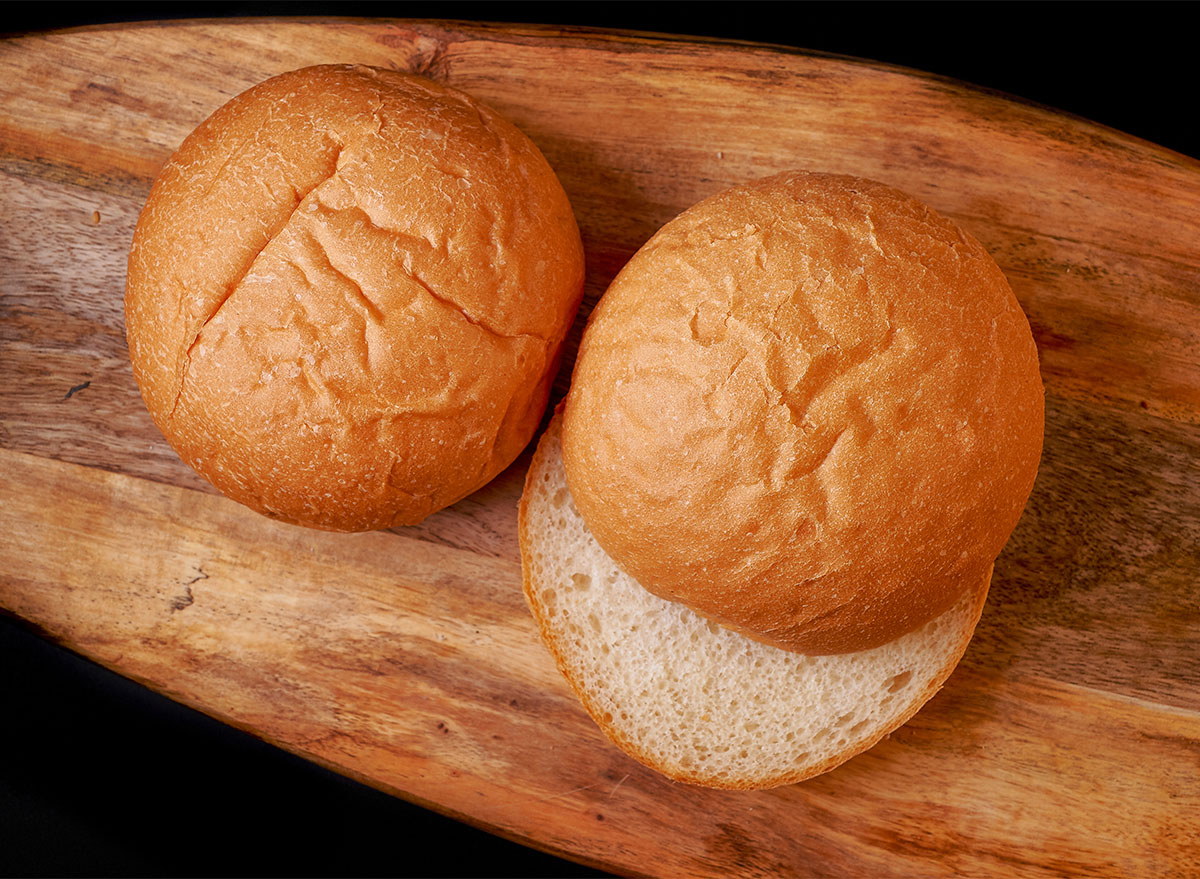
[2,3,1194,877]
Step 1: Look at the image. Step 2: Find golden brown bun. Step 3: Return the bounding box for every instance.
[562,171,1042,654]
[126,65,584,530]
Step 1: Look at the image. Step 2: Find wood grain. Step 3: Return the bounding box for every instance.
[3,448,1197,877]
[2,18,1199,877]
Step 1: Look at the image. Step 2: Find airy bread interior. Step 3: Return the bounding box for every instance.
[521,412,990,789]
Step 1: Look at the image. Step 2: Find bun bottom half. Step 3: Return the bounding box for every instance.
[519,411,991,789]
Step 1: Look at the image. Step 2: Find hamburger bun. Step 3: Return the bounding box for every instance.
[561,171,1042,654]
[126,64,584,530]
[520,171,1042,786]
[520,410,991,789]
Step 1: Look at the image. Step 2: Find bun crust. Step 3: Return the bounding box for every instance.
[126,65,584,530]
[562,171,1041,653]
[521,410,991,789]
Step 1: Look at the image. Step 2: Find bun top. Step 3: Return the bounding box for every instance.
[561,171,1043,654]
[126,65,584,530]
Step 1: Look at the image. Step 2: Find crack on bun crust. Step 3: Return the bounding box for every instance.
[126,65,584,530]
[562,171,1043,654]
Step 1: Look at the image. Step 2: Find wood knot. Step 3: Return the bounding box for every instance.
[169,567,208,612]
[399,34,452,81]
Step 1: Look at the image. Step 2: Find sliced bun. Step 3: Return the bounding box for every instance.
[520,412,990,789]
[562,171,1041,653]
[126,65,584,530]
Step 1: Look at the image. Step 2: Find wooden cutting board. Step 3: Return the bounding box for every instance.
[2,18,1198,877]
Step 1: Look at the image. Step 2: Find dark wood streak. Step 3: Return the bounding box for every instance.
[63,379,91,399]
[978,394,1200,710]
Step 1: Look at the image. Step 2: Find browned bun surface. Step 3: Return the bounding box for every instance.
[126,65,584,530]
[562,171,1042,654]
